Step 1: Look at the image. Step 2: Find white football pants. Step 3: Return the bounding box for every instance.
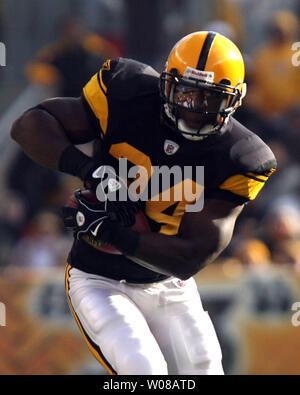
[65,264,224,375]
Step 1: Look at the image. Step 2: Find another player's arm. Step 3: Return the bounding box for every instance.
[10,97,98,178]
[123,199,243,280]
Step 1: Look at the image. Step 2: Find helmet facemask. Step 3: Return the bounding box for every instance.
[160,68,245,141]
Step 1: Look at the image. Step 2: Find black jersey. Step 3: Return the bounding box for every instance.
[68,58,276,283]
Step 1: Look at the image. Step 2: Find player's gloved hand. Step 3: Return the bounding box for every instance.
[62,189,111,240]
[83,164,139,227]
[80,162,125,196]
[62,166,140,241]
[80,161,103,193]
[62,189,139,255]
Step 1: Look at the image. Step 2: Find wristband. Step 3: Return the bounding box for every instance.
[58,144,96,180]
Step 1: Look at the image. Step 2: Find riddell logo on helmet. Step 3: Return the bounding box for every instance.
[192,70,211,78]
[184,67,214,83]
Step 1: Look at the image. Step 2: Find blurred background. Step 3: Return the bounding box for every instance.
[0,0,300,375]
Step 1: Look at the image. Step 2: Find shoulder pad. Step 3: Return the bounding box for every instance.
[101,58,160,100]
[230,132,277,175]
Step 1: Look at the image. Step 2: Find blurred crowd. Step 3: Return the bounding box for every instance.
[226,9,300,272]
[0,3,300,274]
[0,15,123,270]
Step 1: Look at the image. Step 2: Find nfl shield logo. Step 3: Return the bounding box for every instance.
[164,140,179,155]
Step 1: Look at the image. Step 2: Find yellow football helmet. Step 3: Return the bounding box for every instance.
[160,31,247,141]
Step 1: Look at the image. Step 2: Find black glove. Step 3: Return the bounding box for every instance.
[80,161,102,192]
[62,189,110,240]
[63,189,139,242]
[81,163,123,194]
[62,188,141,254]
[83,164,140,227]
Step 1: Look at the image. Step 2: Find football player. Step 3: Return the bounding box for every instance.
[11,31,276,375]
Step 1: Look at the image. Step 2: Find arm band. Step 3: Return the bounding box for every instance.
[58,144,96,180]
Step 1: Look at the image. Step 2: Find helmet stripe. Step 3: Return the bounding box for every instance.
[196,31,216,71]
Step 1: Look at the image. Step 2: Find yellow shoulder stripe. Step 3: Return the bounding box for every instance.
[245,172,268,182]
[83,72,108,136]
[219,174,266,200]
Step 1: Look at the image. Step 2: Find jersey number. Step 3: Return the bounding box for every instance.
[109,143,201,235]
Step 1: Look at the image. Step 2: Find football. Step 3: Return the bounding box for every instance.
[66,189,151,254]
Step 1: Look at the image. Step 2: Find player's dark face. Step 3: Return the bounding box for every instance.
[174,86,226,129]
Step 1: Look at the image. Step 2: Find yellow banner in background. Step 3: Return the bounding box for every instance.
[0,269,94,375]
[0,264,299,375]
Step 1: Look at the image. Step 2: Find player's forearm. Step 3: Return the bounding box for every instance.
[108,224,226,280]
[128,232,200,279]
[132,231,224,279]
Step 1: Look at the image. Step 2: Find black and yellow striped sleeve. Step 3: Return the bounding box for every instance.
[207,167,276,204]
[82,59,111,138]
[219,169,276,201]
[205,128,277,205]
